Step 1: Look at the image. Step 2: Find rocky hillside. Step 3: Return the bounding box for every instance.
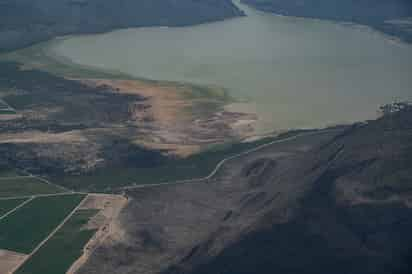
[0,0,243,51]
[242,0,412,42]
[77,106,412,274]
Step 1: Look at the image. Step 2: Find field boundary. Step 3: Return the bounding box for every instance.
[0,197,33,221]
[2,128,341,274]
[0,192,85,201]
[0,98,16,112]
[20,170,72,193]
[11,194,89,273]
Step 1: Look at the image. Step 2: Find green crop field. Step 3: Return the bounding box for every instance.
[0,109,16,114]
[0,198,27,216]
[0,177,64,198]
[15,209,98,274]
[0,194,85,254]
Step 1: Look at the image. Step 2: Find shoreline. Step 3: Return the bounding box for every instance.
[239,0,412,44]
[0,43,261,157]
[0,0,245,53]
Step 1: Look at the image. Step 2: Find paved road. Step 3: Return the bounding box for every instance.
[2,127,341,274]
[118,129,339,191]
[1,129,340,199]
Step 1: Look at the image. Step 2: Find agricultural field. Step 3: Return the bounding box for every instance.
[0,109,16,115]
[0,198,27,217]
[0,194,85,254]
[0,166,125,274]
[0,98,17,115]
[14,209,98,274]
[0,176,65,198]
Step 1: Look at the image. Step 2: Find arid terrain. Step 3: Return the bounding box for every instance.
[1,1,411,273]
[79,79,257,156]
[1,64,411,273]
[75,106,412,274]
[66,194,128,274]
[0,249,26,274]
[0,62,256,180]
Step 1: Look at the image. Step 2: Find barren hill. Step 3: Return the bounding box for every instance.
[77,107,412,274]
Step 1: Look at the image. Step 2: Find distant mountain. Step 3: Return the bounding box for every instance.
[242,0,412,42]
[0,0,243,52]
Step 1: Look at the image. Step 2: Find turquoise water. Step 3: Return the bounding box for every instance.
[49,1,412,133]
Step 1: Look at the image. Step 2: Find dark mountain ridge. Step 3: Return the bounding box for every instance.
[242,0,412,42]
[0,0,243,52]
[77,106,412,274]
[163,107,412,274]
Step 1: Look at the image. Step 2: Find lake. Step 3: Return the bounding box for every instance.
[48,1,412,134]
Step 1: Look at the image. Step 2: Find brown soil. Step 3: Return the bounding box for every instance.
[79,79,258,157]
[80,79,191,125]
[0,249,27,274]
[67,194,128,274]
[0,130,87,144]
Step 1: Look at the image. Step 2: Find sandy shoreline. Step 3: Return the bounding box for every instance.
[78,78,258,157]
